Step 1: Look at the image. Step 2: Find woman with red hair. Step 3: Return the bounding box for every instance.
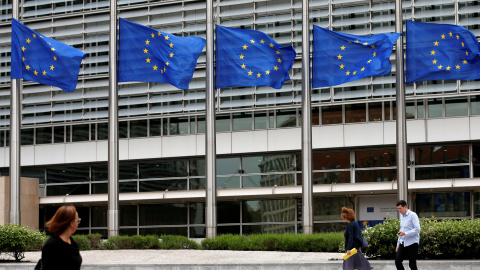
[341,207,372,270]
[39,205,82,270]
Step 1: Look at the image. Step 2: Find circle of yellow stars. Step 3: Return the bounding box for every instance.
[21,33,58,76]
[337,40,376,76]
[239,38,281,78]
[429,31,469,71]
[143,31,173,73]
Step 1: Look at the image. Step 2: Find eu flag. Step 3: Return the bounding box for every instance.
[312,26,400,88]
[215,25,296,89]
[118,18,206,90]
[406,21,480,83]
[11,18,86,92]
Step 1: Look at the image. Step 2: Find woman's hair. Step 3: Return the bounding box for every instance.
[341,207,356,221]
[45,205,77,236]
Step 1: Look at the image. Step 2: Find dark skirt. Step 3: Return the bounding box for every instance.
[343,248,373,270]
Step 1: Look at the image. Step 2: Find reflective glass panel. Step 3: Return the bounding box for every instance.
[36,127,51,144]
[243,224,296,234]
[356,149,396,168]
[355,169,397,183]
[130,119,148,138]
[276,109,296,128]
[119,163,137,180]
[369,102,382,122]
[216,157,240,175]
[22,167,46,184]
[243,154,295,174]
[345,104,366,123]
[190,159,205,177]
[254,111,267,129]
[97,123,108,140]
[232,112,252,131]
[217,176,240,189]
[120,205,137,226]
[189,202,205,224]
[46,184,89,196]
[190,226,206,238]
[242,199,296,223]
[139,179,187,192]
[415,145,469,165]
[140,227,188,237]
[47,166,89,183]
[415,166,470,180]
[242,173,295,188]
[471,96,480,115]
[189,178,205,190]
[313,151,350,170]
[428,98,443,118]
[218,201,240,224]
[314,222,347,233]
[139,160,187,179]
[313,197,353,221]
[92,164,108,181]
[416,192,471,218]
[21,128,34,145]
[445,97,468,117]
[170,117,189,135]
[322,105,342,125]
[139,203,188,226]
[150,118,161,136]
[216,114,231,132]
[72,124,90,142]
[313,171,350,184]
[92,206,107,227]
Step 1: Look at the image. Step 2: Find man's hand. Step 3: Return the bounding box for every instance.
[397,231,405,237]
[396,246,399,252]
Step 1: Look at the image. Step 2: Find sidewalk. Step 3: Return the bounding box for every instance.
[1,250,479,270]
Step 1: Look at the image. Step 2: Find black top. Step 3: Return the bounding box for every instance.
[344,220,362,251]
[41,235,82,270]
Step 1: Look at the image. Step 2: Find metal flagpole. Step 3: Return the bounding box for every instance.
[301,0,313,234]
[107,0,119,238]
[205,0,217,239]
[9,0,21,226]
[395,0,408,205]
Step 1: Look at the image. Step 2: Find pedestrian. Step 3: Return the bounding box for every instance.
[341,207,372,270]
[38,205,83,270]
[395,200,421,270]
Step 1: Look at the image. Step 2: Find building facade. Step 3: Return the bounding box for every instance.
[0,0,479,237]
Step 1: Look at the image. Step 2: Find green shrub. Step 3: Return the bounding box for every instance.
[145,235,161,249]
[0,224,46,261]
[200,233,343,252]
[87,233,102,249]
[160,235,199,249]
[102,235,134,250]
[72,234,91,251]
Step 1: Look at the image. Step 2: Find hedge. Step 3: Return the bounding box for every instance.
[0,224,47,261]
[200,233,344,252]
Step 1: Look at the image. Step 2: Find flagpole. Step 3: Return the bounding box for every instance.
[395,0,408,206]
[301,0,313,234]
[205,0,217,239]
[9,0,21,226]
[107,0,119,238]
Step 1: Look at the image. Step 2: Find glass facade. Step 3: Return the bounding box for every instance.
[1,0,480,237]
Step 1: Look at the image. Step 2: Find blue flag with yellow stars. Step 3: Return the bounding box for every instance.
[406,21,480,83]
[118,18,206,90]
[11,18,86,92]
[215,25,296,89]
[312,25,400,88]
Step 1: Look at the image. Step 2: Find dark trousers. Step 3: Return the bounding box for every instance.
[395,243,418,270]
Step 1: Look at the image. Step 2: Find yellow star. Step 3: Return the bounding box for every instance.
[461,42,464,47]
[26,65,30,70]
[164,67,166,72]
[355,40,359,43]
[50,65,54,70]
[21,46,26,52]
[463,60,467,64]
[449,32,453,36]
[340,64,344,69]
[361,67,365,71]
[363,42,368,45]
[161,69,164,74]
[51,47,55,51]
[337,54,343,60]
[146,58,151,63]
[146,39,150,45]
[441,34,445,39]
[446,66,451,70]
[431,50,436,55]
[22,57,25,61]
[456,65,460,69]
[248,70,253,75]
[340,45,346,50]
[243,44,248,50]
[153,65,158,70]
[362,220,368,227]
[269,43,274,48]
[250,39,255,43]
[260,39,265,44]
[241,64,246,68]
[438,65,443,69]
[169,43,174,48]
[158,32,162,37]
[42,70,46,75]
[346,71,351,75]
[144,48,148,53]
[466,51,469,56]
[166,62,169,66]
[266,70,270,75]
[434,41,439,46]
[456,35,459,39]
[32,33,36,38]
[367,60,372,63]
[26,38,31,44]
[170,53,174,57]
[373,52,376,57]
[165,35,169,40]
[240,54,244,59]
[371,45,375,48]
[433,59,437,64]
[152,33,156,38]
[257,73,261,78]
[348,41,352,43]
[277,58,282,63]
[273,66,278,71]
[53,56,57,61]
[34,70,38,75]
[353,71,357,75]
[276,50,280,55]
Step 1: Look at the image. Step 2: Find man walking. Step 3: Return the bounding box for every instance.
[395,200,421,270]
